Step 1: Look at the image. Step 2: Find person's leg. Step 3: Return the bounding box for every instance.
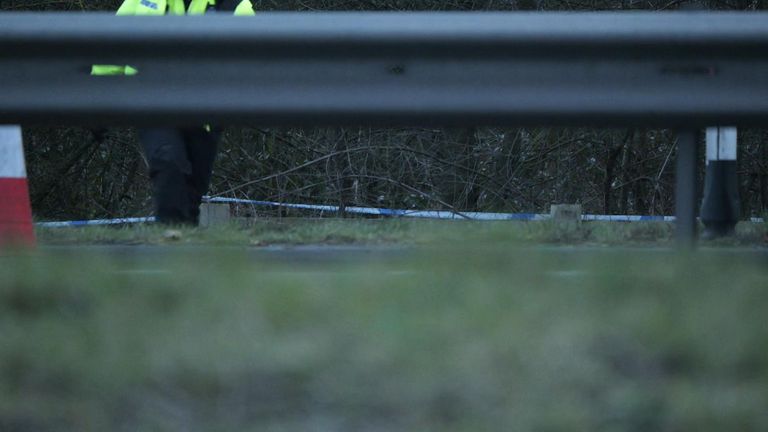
[139,128,195,225]
[181,128,221,225]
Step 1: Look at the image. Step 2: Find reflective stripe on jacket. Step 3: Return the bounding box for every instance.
[92,0,255,76]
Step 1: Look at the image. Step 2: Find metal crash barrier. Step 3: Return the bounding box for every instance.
[1,12,768,246]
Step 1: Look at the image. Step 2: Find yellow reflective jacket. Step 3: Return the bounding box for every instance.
[92,0,255,76]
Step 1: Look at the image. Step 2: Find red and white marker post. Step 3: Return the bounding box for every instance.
[0,126,35,247]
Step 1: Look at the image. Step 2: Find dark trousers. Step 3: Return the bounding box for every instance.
[139,128,220,225]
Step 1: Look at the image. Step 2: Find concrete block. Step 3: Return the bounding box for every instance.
[199,203,231,227]
[550,204,582,222]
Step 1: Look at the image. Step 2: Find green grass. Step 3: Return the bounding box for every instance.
[3,220,768,431]
[34,218,768,247]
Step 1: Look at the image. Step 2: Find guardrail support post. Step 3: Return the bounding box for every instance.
[701,127,739,238]
[675,130,699,248]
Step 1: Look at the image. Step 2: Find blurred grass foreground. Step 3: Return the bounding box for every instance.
[2,220,768,431]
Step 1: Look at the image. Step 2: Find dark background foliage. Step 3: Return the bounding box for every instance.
[3,0,767,221]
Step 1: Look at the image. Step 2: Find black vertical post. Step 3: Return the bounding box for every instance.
[676,130,699,248]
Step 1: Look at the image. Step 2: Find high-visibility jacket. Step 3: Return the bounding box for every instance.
[92,0,255,76]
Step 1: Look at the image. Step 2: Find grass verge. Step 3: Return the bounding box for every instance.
[1,234,768,430]
[34,218,768,247]
[5,219,768,430]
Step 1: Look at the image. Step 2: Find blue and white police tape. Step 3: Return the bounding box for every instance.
[36,217,155,228]
[204,197,764,223]
[34,199,764,227]
[204,197,549,221]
